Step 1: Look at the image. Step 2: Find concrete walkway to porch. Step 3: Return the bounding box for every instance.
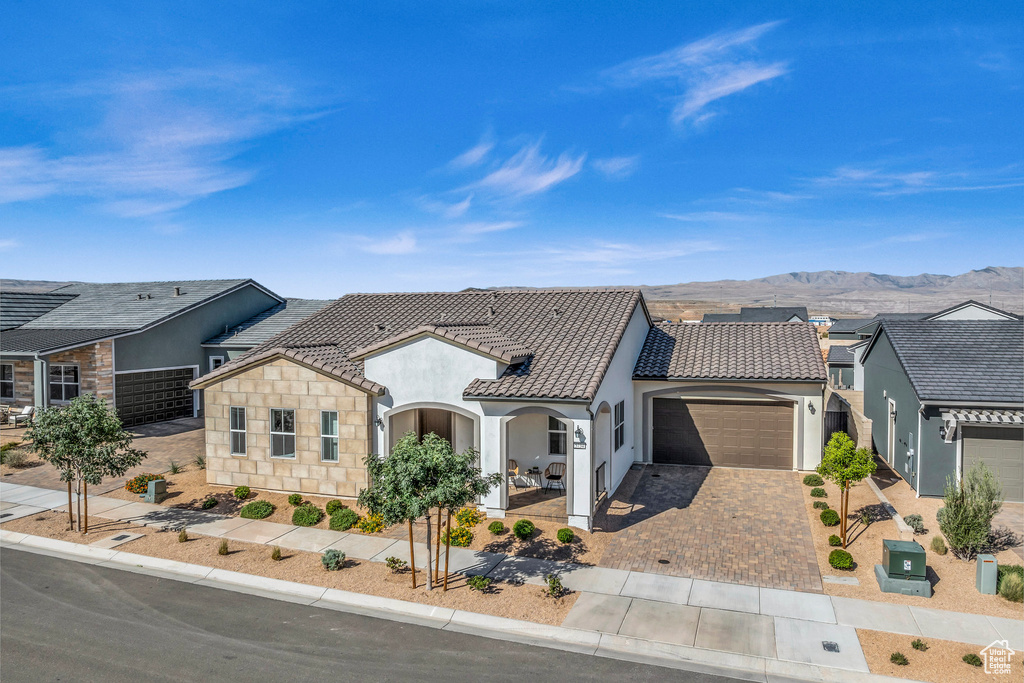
[3,480,1021,675]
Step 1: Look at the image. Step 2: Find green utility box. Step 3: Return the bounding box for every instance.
[976,554,998,595]
[882,539,926,581]
[142,479,167,504]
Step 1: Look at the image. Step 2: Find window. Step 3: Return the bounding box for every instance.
[48,364,79,402]
[210,356,225,372]
[270,408,295,458]
[0,364,12,400]
[321,410,339,462]
[548,416,567,455]
[229,407,246,455]
[613,400,625,451]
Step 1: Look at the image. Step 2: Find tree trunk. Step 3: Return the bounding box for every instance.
[425,513,434,591]
[407,519,417,590]
[443,510,452,591]
[434,507,442,584]
[75,480,82,533]
[83,481,89,534]
[841,482,850,548]
[67,480,74,531]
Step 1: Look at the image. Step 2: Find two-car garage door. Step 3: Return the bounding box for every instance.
[115,368,196,427]
[963,426,1024,503]
[652,399,794,469]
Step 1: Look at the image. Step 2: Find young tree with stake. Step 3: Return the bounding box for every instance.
[817,432,876,548]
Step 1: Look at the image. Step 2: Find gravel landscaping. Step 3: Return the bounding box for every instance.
[857,629,1022,681]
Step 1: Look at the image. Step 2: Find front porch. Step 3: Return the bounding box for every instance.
[506,486,568,523]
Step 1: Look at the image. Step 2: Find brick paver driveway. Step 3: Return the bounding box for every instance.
[596,465,822,593]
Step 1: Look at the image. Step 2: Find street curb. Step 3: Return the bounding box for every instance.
[0,531,907,683]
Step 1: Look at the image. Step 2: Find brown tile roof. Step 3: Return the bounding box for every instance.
[350,324,533,364]
[633,322,827,382]
[193,289,647,401]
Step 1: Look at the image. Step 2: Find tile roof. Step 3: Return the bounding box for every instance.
[826,345,856,365]
[1,327,133,354]
[194,289,646,401]
[873,320,1024,404]
[350,323,533,364]
[203,298,331,347]
[633,322,827,382]
[702,307,808,323]
[0,292,77,331]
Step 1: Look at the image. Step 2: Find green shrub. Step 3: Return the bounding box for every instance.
[556,528,574,544]
[0,441,16,455]
[810,488,827,498]
[997,568,1024,603]
[544,573,566,598]
[201,497,217,510]
[325,500,345,515]
[860,511,872,527]
[455,507,485,527]
[2,448,29,468]
[125,473,162,494]
[911,639,928,652]
[288,493,303,506]
[385,556,408,573]
[813,501,830,510]
[962,654,982,667]
[178,529,188,543]
[168,461,182,475]
[233,485,250,500]
[239,500,274,519]
[321,549,345,571]
[889,652,908,666]
[192,453,206,470]
[829,549,853,569]
[356,513,385,534]
[930,535,947,555]
[271,545,282,561]
[803,474,824,487]
[488,521,506,535]
[329,508,359,531]
[467,575,492,592]
[218,539,229,556]
[292,504,324,527]
[512,519,535,540]
[443,526,473,547]
[938,462,1003,559]
[820,509,840,526]
[903,514,925,534]
[828,534,842,547]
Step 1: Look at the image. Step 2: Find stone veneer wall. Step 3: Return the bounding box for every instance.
[203,358,372,497]
[2,341,114,408]
[6,360,35,408]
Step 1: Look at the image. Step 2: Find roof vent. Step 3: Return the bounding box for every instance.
[147,294,152,299]
[551,307,561,319]
[173,286,181,297]
[137,293,143,300]
[488,305,496,317]
[374,323,387,332]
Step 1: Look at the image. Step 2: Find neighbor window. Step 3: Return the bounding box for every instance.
[321,410,339,462]
[0,364,12,400]
[613,400,625,451]
[270,408,295,458]
[229,406,246,455]
[548,416,567,455]
[48,364,79,402]
[209,356,225,372]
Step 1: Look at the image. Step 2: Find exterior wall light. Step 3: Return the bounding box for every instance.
[374,416,384,430]
[808,401,816,414]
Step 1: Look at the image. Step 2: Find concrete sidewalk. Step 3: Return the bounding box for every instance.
[3,482,1021,666]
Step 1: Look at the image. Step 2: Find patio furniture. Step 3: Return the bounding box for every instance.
[544,462,566,494]
[524,467,542,489]
[508,459,521,490]
[9,406,33,427]
[0,406,9,426]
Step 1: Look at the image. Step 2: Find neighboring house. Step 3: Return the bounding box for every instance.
[809,314,833,327]
[201,299,331,374]
[192,290,827,529]
[861,320,1023,501]
[0,280,283,427]
[830,300,1020,341]
[827,318,876,340]
[702,306,808,323]
[826,345,855,389]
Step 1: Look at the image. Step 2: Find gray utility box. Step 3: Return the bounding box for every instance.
[142,479,167,504]
[976,554,998,595]
[882,539,926,580]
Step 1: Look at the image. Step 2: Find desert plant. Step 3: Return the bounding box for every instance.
[321,549,345,571]
[442,526,473,547]
[512,519,535,540]
[803,473,824,486]
[455,507,485,527]
[962,654,982,667]
[218,539,229,556]
[820,509,840,526]
[889,652,908,666]
[813,501,830,510]
[817,432,876,549]
[233,485,250,500]
[938,462,1003,559]
[930,535,947,555]
[325,500,345,515]
[192,453,206,470]
[288,493,303,506]
[125,473,163,494]
[828,534,842,546]
[271,546,282,561]
[292,503,324,527]
[201,497,217,510]
[810,488,827,498]
[177,529,188,543]
[903,514,925,535]
[467,575,492,592]
[239,500,275,519]
[1,448,30,468]
[168,460,182,475]
[997,567,1024,603]
[828,549,854,570]
[911,639,928,652]
[556,528,574,544]
[329,507,359,531]
[488,521,506,535]
[860,511,871,527]
[544,573,566,598]
[355,513,385,534]
[385,556,408,573]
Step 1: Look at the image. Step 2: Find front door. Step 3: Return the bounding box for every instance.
[418,408,452,444]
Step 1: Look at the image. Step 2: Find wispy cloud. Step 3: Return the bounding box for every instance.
[418,193,473,219]
[0,239,19,251]
[458,220,523,235]
[466,141,585,198]
[592,155,640,180]
[353,230,418,255]
[538,239,721,266]
[811,165,1024,196]
[448,137,494,169]
[659,210,754,222]
[602,22,788,126]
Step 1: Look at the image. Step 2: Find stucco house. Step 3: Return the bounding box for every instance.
[702,306,808,323]
[192,289,827,529]
[826,345,855,389]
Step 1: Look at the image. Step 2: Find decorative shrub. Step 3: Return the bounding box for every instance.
[201,497,217,510]
[556,528,574,544]
[810,488,827,498]
[813,501,829,510]
[192,453,206,470]
[903,514,925,534]
[488,521,506,535]
[321,549,345,571]
[288,493,303,506]
[325,500,345,515]
[962,654,982,667]
[455,507,485,528]
[292,504,324,527]
[233,485,250,500]
[1,447,29,468]
[467,575,492,592]
[828,549,854,570]
[544,573,566,598]
[512,519,535,540]
[443,526,473,547]
[178,529,188,543]
[889,652,908,666]
[329,508,359,531]
[911,639,928,652]
[828,534,842,547]
[997,567,1024,603]
[271,546,282,561]
[803,474,824,487]
[860,511,872,527]
[938,462,1003,559]
[356,513,385,534]
[218,539,229,556]
[125,473,163,494]
[385,556,408,573]
[820,509,841,526]
[239,500,275,519]
[930,535,947,555]
[168,461,182,475]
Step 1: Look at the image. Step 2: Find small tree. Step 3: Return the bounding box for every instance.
[937,461,1002,560]
[816,432,876,548]
[27,394,146,532]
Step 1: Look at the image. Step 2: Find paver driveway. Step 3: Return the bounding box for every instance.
[596,465,822,593]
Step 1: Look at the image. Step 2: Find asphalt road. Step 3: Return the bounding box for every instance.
[0,549,735,682]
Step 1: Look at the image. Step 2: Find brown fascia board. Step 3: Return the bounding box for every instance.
[189,347,385,395]
[348,325,531,364]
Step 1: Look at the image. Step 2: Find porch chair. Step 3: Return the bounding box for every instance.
[9,406,33,427]
[507,459,521,490]
[544,462,566,494]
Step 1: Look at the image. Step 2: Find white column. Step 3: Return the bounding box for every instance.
[481,414,505,517]
[568,417,593,530]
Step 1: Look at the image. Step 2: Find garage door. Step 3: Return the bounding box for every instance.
[963,426,1024,503]
[115,368,195,427]
[652,399,794,469]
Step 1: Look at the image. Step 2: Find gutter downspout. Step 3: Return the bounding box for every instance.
[587,405,595,522]
[916,406,924,498]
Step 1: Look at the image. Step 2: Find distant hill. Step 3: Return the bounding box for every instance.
[1,279,76,293]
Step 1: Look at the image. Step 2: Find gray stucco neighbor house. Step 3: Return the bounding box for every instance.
[861,319,1024,501]
[826,345,855,389]
[702,306,808,323]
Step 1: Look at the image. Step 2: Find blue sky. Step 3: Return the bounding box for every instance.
[1,2,1021,297]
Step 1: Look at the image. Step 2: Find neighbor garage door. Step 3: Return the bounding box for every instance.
[115,368,195,427]
[652,399,794,469]
[963,426,1024,503]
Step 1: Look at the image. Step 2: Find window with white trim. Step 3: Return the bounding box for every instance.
[613,400,625,451]
[210,356,225,372]
[229,407,246,455]
[0,363,13,400]
[321,410,339,462]
[270,408,296,458]
[48,364,80,402]
[548,416,567,456]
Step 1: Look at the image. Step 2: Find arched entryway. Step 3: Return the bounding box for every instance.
[384,402,479,454]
